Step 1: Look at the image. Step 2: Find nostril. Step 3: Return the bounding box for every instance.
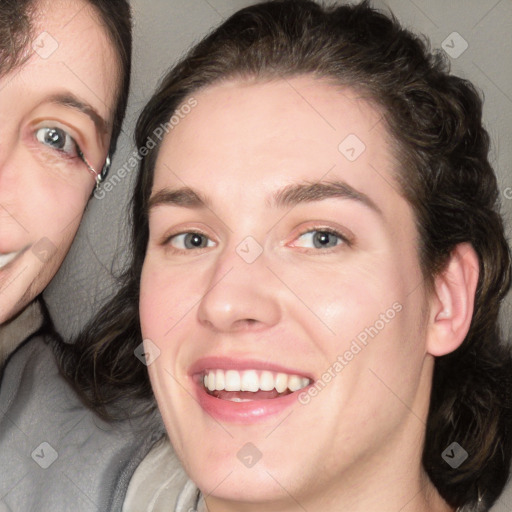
[200,318,215,331]
[233,318,260,331]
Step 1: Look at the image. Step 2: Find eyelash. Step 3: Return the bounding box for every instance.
[290,227,351,252]
[163,230,216,252]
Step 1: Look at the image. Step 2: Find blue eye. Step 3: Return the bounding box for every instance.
[35,127,79,157]
[169,232,215,250]
[295,230,345,249]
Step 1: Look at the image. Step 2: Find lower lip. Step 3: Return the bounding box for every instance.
[195,381,305,424]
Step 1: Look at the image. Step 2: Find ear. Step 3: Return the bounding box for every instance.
[426,243,480,357]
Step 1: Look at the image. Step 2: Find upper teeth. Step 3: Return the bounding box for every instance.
[0,252,20,269]
[202,369,311,393]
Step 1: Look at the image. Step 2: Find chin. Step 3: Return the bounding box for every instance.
[191,463,296,504]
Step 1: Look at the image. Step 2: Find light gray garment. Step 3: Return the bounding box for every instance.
[123,436,206,512]
[0,334,165,512]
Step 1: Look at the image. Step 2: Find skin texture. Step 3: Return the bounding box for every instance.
[140,77,478,512]
[0,0,118,324]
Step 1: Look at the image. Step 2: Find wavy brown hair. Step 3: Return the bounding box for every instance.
[57,1,512,510]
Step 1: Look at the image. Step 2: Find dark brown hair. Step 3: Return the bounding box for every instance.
[0,0,132,155]
[0,0,32,76]
[58,1,512,510]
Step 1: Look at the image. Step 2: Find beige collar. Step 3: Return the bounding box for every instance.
[0,300,45,366]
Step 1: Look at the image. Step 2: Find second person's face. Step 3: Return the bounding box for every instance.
[0,0,118,323]
[141,77,435,510]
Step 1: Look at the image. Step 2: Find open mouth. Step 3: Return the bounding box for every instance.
[201,369,312,402]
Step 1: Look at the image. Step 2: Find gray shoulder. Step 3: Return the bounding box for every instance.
[0,336,164,512]
[491,478,512,511]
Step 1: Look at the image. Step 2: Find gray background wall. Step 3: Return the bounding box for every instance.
[45,0,512,338]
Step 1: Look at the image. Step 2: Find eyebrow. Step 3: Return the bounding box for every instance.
[271,180,383,216]
[148,187,210,210]
[46,93,108,135]
[148,180,382,217]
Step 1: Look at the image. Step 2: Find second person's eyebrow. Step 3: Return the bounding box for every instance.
[47,92,109,135]
[148,180,382,216]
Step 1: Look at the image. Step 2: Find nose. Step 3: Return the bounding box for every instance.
[197,247,282,333]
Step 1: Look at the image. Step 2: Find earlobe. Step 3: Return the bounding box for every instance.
[427,243,480,357]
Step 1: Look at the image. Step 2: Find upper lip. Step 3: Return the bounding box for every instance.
[189,356,315,380]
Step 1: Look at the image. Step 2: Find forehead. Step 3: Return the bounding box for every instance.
[153,77,412,225]
[1,0,119,127]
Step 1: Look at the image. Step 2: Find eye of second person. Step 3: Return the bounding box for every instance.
[43,128,64,148]
[36,127,77,155]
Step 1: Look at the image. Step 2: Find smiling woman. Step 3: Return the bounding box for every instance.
[59,1,512,512]
[0,0,126,325]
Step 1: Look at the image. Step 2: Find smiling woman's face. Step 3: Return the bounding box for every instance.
[0,0,117,324]
[140,77,439,510]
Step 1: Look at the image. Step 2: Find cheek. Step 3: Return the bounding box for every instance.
[34,223,79,279]
[139,270,164,339]
[140,267,195,445]
[279,260,407,339]
[140,255,208,339]
[25,185,91,300]
[278,250,425,382]
[23,172,93,239]
[326,278,427,405]
[140,260,183,343]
